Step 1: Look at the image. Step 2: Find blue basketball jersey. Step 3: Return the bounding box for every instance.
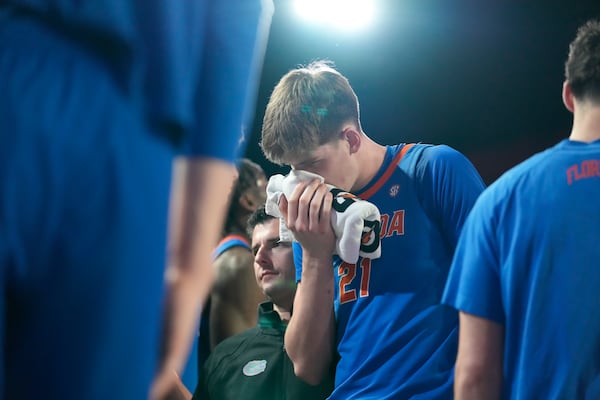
[443,139,600,399]
[1,0,271,161]
[213,235,251,259]
[294,143,485,399]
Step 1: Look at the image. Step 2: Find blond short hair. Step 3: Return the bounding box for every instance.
[260,61,361,165]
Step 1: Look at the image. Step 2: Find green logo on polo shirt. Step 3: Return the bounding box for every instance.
[242,360,267,376]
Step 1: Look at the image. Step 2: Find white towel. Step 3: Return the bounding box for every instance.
[264,173,296,243]
[265,170,382,264]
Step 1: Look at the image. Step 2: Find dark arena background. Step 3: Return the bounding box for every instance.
[244,0,600,185]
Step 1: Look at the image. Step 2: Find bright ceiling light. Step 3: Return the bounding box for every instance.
[294,0,376,32]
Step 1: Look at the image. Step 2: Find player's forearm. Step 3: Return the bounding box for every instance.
[164,157,237,352]
[167,157,236,273]
[152,158,236,399]
[454,312,504,400]
[285,254,335,385]
[455,342,503,399]
[160,271,211,372]
[454,361,502,400]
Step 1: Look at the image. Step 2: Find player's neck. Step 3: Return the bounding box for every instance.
[569,103,600,143]
[351,136,387,192]
[272,295,294,323]
[274,306,291,324]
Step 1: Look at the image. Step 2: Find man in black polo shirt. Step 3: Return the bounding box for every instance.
[193,206,334,400]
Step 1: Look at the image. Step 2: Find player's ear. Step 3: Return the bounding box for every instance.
[562,81,575,113]
[341,128,361,154]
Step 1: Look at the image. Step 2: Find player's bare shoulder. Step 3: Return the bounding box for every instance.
[213,246,254,290]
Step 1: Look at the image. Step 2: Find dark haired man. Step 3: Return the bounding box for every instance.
[443,19,600,399]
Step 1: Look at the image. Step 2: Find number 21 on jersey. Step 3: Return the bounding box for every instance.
[338,258,372,304]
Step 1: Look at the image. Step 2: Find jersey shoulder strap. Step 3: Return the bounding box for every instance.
[213,234,250,259]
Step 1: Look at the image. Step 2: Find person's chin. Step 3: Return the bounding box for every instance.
[262,279,284,294]
[261,273,279,284]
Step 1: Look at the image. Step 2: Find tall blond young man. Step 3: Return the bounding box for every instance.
[260,61,485,399]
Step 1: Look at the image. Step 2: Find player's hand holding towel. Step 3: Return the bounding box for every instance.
[265,170,382,264]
